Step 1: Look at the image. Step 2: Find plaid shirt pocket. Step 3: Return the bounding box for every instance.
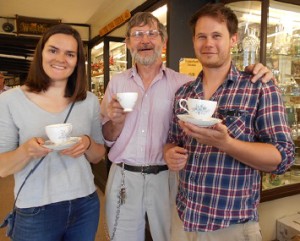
[217,108,248,140]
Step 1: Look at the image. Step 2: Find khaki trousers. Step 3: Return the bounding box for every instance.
[171,207,262,241]
[105,163,178,241]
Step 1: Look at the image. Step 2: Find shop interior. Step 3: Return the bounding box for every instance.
[1,0,300,240]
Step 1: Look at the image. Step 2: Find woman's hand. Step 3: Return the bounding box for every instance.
[60,135,106,164]
[59,136,89,158]
[21,137,51,160]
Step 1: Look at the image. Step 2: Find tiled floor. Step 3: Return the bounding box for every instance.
[0,175,108,241]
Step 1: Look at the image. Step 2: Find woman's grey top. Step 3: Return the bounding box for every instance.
[0,87,104,208]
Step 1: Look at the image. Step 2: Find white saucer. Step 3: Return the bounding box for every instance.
[42,137,81,151]
[177,114,222,127]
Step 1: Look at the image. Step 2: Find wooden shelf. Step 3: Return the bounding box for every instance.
[261,183,300,202]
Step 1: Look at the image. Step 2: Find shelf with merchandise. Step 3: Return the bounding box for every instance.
[90,36,129,102]
[109,43,127,77]
[91,73,104,100]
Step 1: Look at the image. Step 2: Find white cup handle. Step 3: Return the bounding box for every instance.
[179,99,189,113]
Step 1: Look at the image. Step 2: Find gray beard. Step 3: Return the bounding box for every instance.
[131,47,162,66]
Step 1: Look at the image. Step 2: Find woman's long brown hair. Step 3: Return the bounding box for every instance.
[25,24,87,101]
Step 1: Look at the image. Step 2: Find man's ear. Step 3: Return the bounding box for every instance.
[230,33,238,48]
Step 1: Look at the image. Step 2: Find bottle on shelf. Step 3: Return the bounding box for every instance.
[242,28,259,68]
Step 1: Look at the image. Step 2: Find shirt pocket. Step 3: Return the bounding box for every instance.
[217,108,248,141]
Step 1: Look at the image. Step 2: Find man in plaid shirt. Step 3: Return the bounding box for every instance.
[164,3,295,241]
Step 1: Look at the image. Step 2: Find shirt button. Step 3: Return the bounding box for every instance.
[142,130,145,133]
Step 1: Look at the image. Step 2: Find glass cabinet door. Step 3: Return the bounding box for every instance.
[90,37,128,102]
[224,0,300,200]
[91,41,104,101]
[109,41,127,79]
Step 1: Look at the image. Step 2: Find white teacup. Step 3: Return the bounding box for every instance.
[179,98,217,119]
[45,123,73,144]
[116,92,138,112]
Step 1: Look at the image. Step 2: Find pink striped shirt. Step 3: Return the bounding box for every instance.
[101,65,192,165]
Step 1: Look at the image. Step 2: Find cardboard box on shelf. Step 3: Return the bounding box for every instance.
[277,213,300,241]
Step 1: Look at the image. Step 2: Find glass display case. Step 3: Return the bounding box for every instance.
[90,36,129,102]
[91,41,104,100]
[223,0,300,201]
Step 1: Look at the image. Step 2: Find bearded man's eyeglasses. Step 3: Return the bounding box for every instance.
[129,30,161,40]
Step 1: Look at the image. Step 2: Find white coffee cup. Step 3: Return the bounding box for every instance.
[45,123,73,144]
[179,98,217,119]
[116,92,138,112]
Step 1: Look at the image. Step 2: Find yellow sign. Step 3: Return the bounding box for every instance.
[99,10,131,37]
[179,58,202,77]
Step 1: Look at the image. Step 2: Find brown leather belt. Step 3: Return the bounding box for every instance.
[117,163,168,174]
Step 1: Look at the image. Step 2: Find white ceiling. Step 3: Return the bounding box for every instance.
[0,0,147,38]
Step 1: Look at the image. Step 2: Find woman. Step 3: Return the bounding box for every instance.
[0,24,106,241]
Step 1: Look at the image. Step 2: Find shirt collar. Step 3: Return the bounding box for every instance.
[130,63,166,79]
[227,63,241,83]
[196,62,240,87]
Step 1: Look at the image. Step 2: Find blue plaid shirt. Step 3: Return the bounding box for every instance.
[167,64,295,232]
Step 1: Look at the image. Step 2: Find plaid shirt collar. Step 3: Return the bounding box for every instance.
[195,63,240,88]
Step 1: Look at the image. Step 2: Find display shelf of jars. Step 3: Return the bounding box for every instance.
[91,59,105,101]
[109,57,127,78]
[108,42,127,79]
[262,161,300,189]
[91,75,104,102]
[90,38,128,102]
